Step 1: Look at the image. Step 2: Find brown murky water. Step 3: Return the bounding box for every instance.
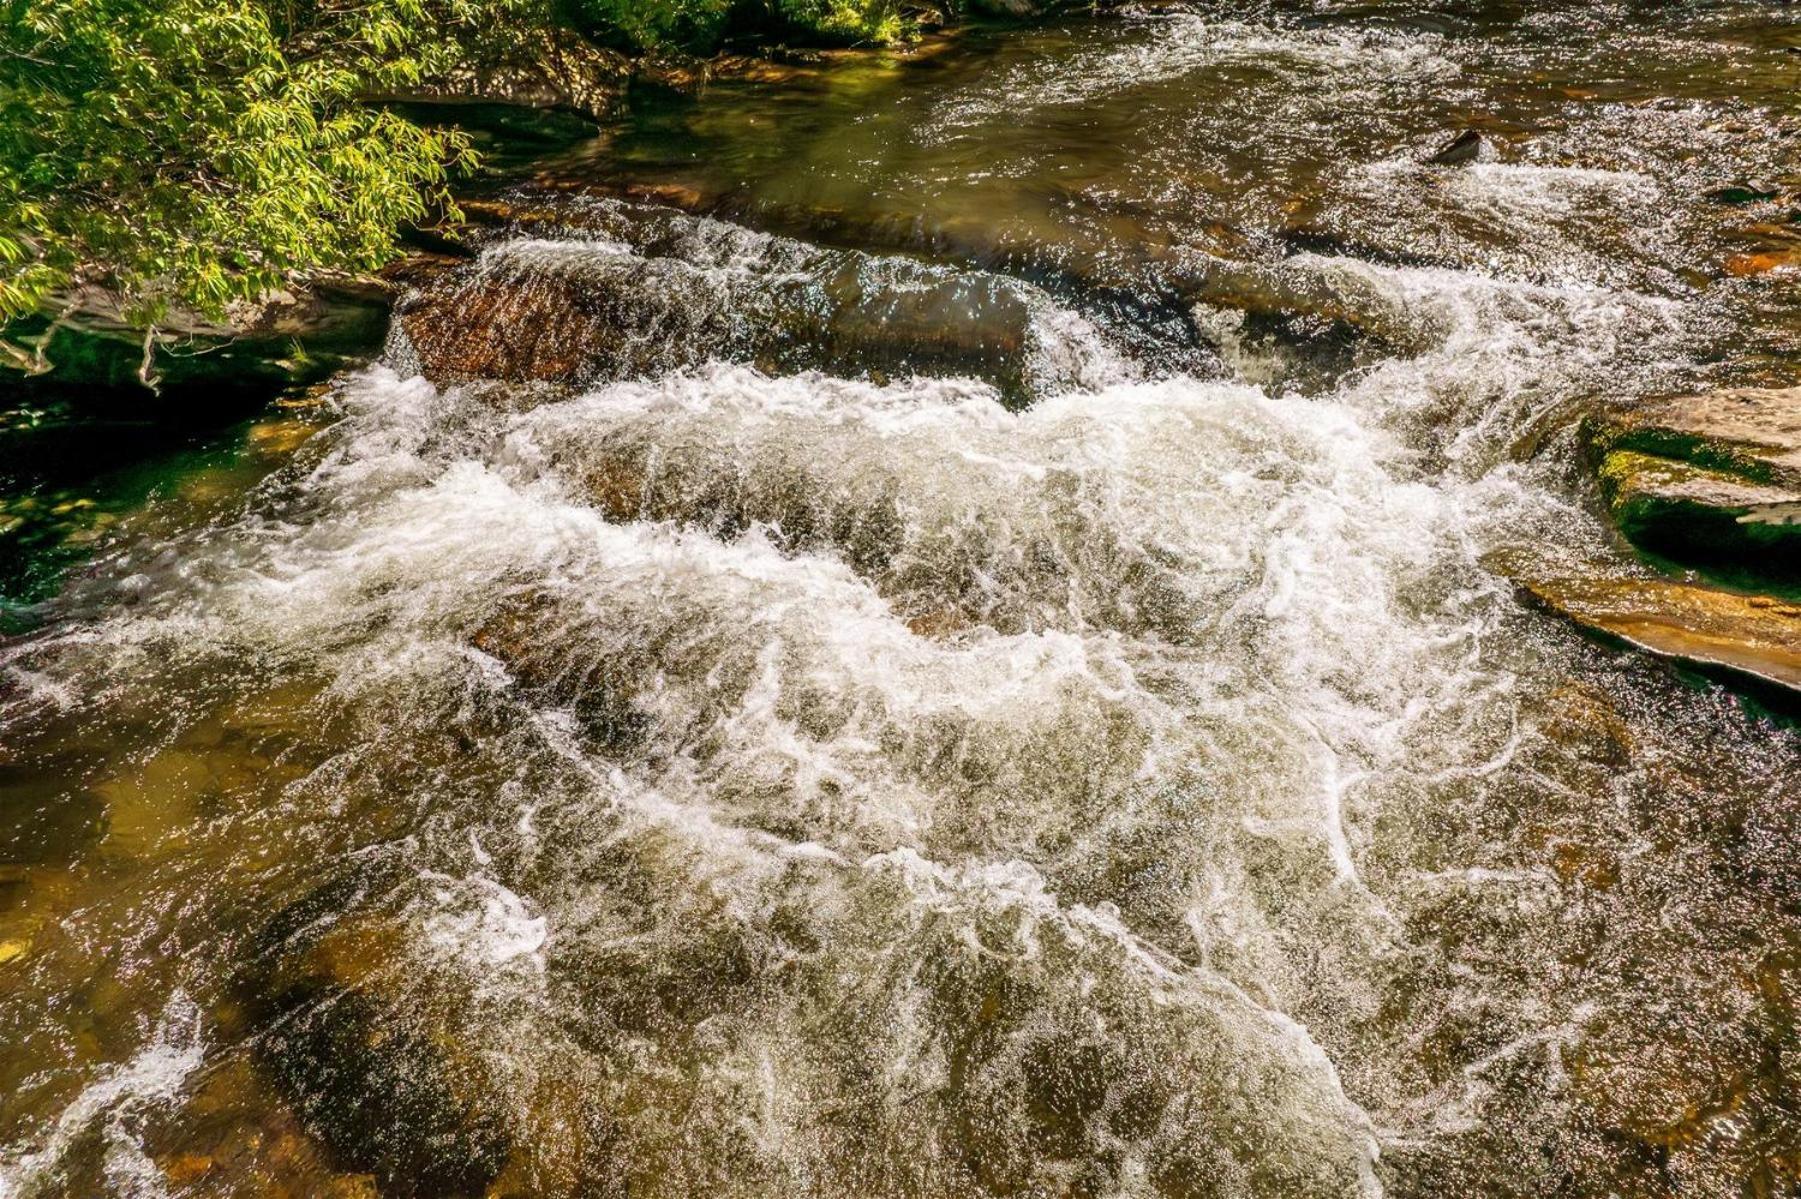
[4,4,1801,1196]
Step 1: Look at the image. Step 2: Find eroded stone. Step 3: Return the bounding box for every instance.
[1586,386,1801,489]
[1511,566,1801,696]
[1584,386,1801,584]
[1597,450,1801,580]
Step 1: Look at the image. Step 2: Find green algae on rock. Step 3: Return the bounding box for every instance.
[1596,449,1801,582]
[1585,387,1801,486]
[1585,386,1801,586]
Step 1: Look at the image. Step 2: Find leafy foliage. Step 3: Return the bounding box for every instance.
[562,0,907,53]
[0,0,567,331]
[0,0,909,350]
[765,0,909,47]
[561,0,738,52]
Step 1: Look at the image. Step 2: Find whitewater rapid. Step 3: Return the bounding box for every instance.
[6,6,1801,1195]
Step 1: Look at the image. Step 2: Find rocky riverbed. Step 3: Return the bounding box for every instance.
[4,4,1801,1197]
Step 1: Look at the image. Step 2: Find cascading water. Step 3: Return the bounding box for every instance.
[3,4,1800,1197]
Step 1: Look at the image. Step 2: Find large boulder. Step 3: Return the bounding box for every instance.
[394,197,1115,404]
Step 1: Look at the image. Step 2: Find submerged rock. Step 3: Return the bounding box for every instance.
[1724,247,1801,277]
[249,867,515,1198]
[1584,386,1801,585]
[1708,184,1783,206]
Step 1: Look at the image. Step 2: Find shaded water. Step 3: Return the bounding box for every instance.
[5,4,1801,1196]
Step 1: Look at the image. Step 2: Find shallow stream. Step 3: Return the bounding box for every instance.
[4,4,1801,1196]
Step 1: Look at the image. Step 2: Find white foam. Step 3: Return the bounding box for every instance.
[420,872,549,973]
[928,9,1456,136]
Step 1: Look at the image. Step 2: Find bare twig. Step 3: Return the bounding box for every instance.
[26,293,82,374]
[137,324,163,393]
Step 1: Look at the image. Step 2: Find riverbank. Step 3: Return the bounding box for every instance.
[0,21,977,624]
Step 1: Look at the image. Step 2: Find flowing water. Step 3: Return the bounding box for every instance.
[5,3,1801,1196]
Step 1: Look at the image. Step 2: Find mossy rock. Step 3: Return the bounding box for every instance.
[1583,387,1801,586]
[1583,387,1801,489]
[1597,450,1801,583]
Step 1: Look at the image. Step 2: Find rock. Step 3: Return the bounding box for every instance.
[1725,248,1801,277]
[1584,386,1801,585]
[1510,567,1801,697]
[247,861,627,1198]
[962,0,1122,17]
[394,199,1078,403]
[143,1051,363,1199]
[1426,130,1483,166]
[249,865,513,1199]
[1595,451,1801,581]
[1708,184,1783,206]
[1600,387,1801,486]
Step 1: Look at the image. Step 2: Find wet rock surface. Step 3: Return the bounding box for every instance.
[251,869,515,1198]
[1585,387,1801,586]
[397,195,1148,404]
[1587,387,1801,491]
[1596,450,1801,582]
[1425,129,1483,166]
[1513,566,1801,697]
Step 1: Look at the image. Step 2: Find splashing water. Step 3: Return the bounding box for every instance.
[3,4,1801,1197]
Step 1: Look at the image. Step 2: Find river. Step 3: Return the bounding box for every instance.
[3,3,1801,1196]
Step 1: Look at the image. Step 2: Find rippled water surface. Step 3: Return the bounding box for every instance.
[4,4,1801,1196]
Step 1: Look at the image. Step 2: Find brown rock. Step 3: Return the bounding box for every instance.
[1725,249,1801,277]
[1511,567,1801,695]
[393,202,1055,401]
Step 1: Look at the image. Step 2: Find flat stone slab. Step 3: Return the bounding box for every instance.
[1597,450,1801,579]
[1513,568,1801,695]
[1586,385,1801,489]
[1584,386,1801,585]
